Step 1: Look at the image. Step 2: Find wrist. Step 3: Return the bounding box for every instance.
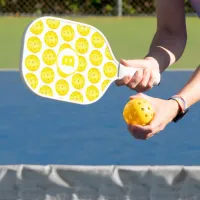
[144,56,160,71]
[145,46,176,73]
[168,95,189,123]
[168,99,181,117]
[145,56,161,85]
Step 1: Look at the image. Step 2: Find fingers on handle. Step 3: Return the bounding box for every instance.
[126,69,143,89]
[115,75,132,86]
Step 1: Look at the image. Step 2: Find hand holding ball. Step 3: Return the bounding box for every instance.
[123,98,155,126]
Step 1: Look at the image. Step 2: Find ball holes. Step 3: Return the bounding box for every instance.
[141,108,144,111]
[145,114,148,117]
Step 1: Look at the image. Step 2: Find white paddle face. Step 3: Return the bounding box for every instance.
[20,16,121,105]
[20,16,161,105]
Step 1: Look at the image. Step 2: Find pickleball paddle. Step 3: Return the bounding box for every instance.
[20,16,161,105]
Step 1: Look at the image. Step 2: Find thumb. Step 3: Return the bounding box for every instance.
[129,93,157,119]
[149,110,162,131]
[120,59,129,67]
[120,59,147,68]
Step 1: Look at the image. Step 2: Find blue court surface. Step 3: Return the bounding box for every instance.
[0,70,199,165]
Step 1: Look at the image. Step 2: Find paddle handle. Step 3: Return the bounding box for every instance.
[118,64,161,86]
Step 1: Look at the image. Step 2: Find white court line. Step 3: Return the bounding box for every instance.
[167,68,194,71]
[0,68,19,71]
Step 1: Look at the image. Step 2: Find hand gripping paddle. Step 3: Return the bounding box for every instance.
[20,16,160,105]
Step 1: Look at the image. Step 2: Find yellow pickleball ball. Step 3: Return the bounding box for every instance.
[88,68,101,84]
[40,67,55,84]
[75,38,89,54]
[30,20,44,35]
[77,24,91,36]
[89,50,103,66]
[42,49,57,65]
[72,73,85,90]
[103,62,117,78]
[39,85,53,97]
[46,19,60,29]
[55,79,69,96]
[123,98,155,126]
[25,73,38,89]
[25,55,40,71]
[59,43,72,52]
[61,25,75,42]
[77,56,87,72]
[101,79,111,91]
[44,31,58,47]
[27,36,42,53]
[70,91,84,103]
[86,85,99,102]
[91,32,105,48]
[105,46,113,60]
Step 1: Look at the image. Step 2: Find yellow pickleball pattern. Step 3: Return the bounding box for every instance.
[77,56,87,72]
[57,67,68,78]
[44,31,59,47]
[72,73,85,90]
[46,19,60,29]
[77,24,91,36]
[75,38,89,54]
[40,67,55,84]
[24,17,122,104]
[59,43,72,52]
[101,80,111,91]
[25,55,40,71]
[42,49,57,66]
[25,73,38,89]
[88,68,101,84]
[61,25,75,42]
[30,20,44,35]
[62,55,74,68]
[39,85,53,97]
[103,62,117,78]
[91,32,105,48]
[70,91,84,103]
[89,50,103,66]
[86,85,99,102]
[58,44,74,77]
[27,36,42,53]
[55,79,69,96]
[105,46,113,60]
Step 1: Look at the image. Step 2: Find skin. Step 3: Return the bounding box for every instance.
[115,0,200,140]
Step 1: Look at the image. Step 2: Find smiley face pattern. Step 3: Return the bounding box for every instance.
[22,17,118,104]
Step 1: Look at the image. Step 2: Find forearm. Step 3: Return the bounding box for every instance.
[176,65,200,107]
[145,30,187,73]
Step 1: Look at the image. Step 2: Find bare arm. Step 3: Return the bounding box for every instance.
[145,0,187,73]
[176,66,200,107]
